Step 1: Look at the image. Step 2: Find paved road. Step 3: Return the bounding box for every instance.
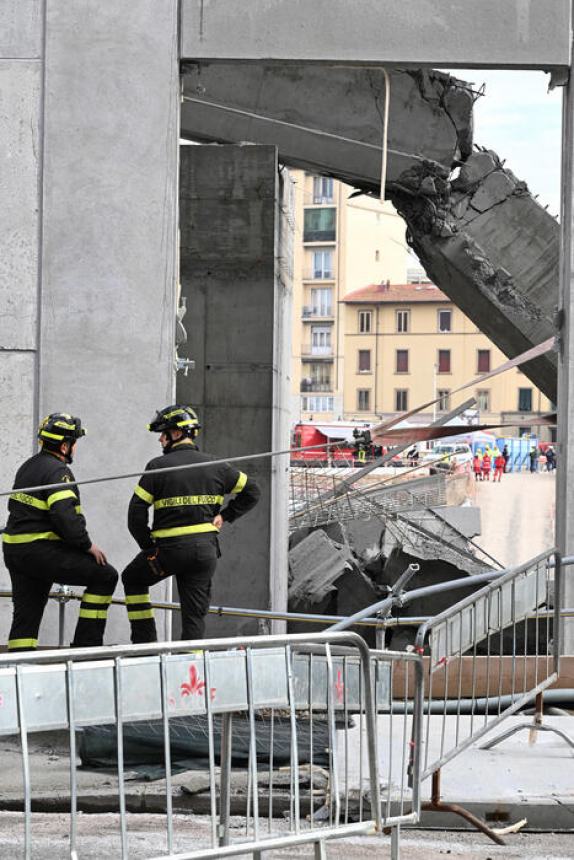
[1,812,573,859]
[470,471,556,568]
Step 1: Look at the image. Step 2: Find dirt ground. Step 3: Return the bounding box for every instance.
[0,811,573,859]
[470,470,556,568]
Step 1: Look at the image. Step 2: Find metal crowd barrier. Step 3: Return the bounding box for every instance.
[413,547,560,843]
[0,631,424,860]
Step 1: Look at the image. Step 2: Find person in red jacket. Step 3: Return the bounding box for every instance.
[494,451,505,482]
[481,451,491,481]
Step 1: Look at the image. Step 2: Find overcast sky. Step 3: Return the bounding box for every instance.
[451,68,562,217]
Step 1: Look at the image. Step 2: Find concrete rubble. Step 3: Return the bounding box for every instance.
[287,499,492,646]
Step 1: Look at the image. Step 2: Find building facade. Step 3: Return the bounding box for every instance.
[341,282,554,439]
[290,172,409,421]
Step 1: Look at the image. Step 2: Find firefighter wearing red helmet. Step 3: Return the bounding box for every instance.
[2,413,118,651]
[122,405,260,642]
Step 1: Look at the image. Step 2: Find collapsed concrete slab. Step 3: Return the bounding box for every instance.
[288,529,354,611]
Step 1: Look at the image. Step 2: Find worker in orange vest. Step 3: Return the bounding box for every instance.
[481,451,491,481]
[493,451,505,482]
[473,451,483,481]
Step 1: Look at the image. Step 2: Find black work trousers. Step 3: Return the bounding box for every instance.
[3,542,119,651]
[121,536,218,644]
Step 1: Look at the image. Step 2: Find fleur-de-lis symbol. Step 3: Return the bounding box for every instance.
[180,664,206,698]
[335,669,344,704]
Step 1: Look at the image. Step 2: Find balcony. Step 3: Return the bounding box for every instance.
[302,270,335,281]
[301,344,334,359]
[300,380,332,392]
[302,305,334,320]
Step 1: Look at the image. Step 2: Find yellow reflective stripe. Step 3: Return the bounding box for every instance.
[128,609,155,620]
[134,484,154,505]
[82,593,112,605]
[151,523,219,539]
[53,420,76,430]
[75,505,82,515]
[47,489,77,507]
[40,430,65,441]
[176,418,196,427]
[79,608,109,620]
[2,531,62,544]
[9,492,48,511]
[231,471,247,494]
[8,638,38,650]
[154,495,224,509]
[125,593,150,605]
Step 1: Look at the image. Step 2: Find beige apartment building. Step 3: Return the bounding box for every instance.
[341,282,554,439]
[290,171,409,421]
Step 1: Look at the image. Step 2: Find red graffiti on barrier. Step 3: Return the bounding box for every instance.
[180,664,216,702]
[335,669,344,705]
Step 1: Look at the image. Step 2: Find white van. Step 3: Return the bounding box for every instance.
[424,443,473,474]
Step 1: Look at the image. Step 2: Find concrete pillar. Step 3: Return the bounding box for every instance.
[557,78,574,654]
[178,145,292,637]
[0,1,180,645]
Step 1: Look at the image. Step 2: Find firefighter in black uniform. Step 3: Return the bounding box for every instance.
[2,413,118,652]
[122,405,260,642]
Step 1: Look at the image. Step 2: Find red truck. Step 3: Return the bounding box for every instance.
[291,421,375,467]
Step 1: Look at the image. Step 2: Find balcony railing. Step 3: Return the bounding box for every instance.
[303,270,335,280]
[300,380,332,392]
[302,305,334,319]
[302,344,334,357]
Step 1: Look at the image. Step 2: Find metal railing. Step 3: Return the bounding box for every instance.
[0,631,424,860]
[415,548,560,779]
[411,548,562,843]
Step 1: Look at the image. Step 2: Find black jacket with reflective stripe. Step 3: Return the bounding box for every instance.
[128,441,260,550]
[3,451,91,551]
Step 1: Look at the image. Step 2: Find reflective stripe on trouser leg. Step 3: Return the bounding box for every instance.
[73,591,113,648]
[125,592,157,644]
[8,637,38,652]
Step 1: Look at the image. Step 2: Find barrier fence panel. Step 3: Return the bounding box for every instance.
[0,632,424,860]
[414,548,559,781]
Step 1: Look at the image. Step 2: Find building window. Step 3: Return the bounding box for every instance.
[310,288,332,316]
[437,389,450,411]
[312,249,333,279]
[438,309,452,333]
[359,310,372,333]
[312,176,334,204]
[438,349,451,373]
[357,389,371,411]
[518,388,533,412]
[310,325,332,355]
[358,350,371,372]
[302,395,334,413]
[396,349,409,373]
[396,309,410,333]
[304,208,336,242]
[301,363,331,392]
[477,389,490,411]
[477,350,491,373]
[395,389,408,411]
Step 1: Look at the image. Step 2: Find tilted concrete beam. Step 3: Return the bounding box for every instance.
[181,63,475,194]
[181,0,571,70]
[181,63,559,400]
[390,150,559,401]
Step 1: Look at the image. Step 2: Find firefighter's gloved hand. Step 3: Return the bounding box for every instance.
[88,543,107,565]
[212,514,223,530]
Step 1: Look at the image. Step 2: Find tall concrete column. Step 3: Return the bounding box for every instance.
[0,1,180,645]
[178,145,292,637]
[557,71,574,655]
